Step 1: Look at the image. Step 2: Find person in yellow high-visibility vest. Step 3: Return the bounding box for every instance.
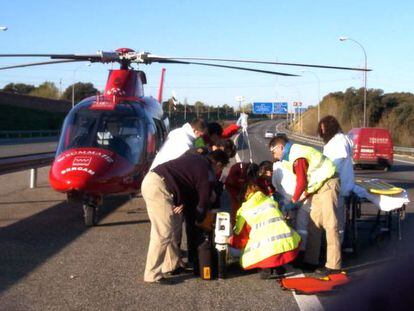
[269,135,341,276]
[230,182,301,278]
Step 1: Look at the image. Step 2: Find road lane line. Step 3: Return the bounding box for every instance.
[284,267,324,311]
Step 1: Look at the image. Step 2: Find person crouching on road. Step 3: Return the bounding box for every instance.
[230,182,301,279]
[141,150,229,284]
[225,162,259,226]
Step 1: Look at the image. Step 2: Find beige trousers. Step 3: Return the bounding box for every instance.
[304,177,341,270]
[141,171,183,282]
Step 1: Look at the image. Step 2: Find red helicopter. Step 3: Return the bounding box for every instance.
[0,48,370,226]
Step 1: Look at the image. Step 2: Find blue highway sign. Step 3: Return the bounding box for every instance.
[273,102,288,114]
[253,102,288,114]
[253,102,273,114]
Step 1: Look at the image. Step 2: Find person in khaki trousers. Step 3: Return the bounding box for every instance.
[269,136,341,276]
[305,177,341,271]
[141,171,183,283]
[142,150,229,284]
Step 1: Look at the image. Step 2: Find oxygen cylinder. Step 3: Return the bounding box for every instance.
[198,235,214,280]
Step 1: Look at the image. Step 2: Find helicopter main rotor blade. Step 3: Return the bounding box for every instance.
[0,59,85,70]
[0,52,117,63]
[147,55,371,72]
[156,59,299,77]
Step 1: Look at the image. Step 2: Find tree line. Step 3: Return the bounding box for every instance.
[298,87,414,147]
[1,82,250,113]
[1,82,98,103]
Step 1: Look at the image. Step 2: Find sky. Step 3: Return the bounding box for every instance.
[1,0,413,111]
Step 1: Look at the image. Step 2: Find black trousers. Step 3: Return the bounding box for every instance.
[184,210,204,274]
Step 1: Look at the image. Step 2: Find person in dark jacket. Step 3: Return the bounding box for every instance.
[142,150,229,283]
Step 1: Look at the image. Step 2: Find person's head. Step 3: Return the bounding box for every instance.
[190,118,207,138]
[268,135,289,161]
[317,115,342,144]
[213,139,236,158]
[244,181,262,201]
[206,122,223,144]
[246,162,259,181]
[258,160,273,178]
[207,149,230,174]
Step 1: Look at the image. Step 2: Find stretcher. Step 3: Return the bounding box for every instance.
[345,179,410,253]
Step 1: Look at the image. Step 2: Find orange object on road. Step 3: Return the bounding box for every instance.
[279,273,350,294]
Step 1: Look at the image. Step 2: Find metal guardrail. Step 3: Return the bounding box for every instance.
[278,122,414,156]
[0,152,55,175]
[0,130,60,139]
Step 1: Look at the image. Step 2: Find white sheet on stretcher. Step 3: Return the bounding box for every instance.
[352,184,410,212]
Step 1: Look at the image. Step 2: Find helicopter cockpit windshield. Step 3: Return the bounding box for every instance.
[57,100,146,164]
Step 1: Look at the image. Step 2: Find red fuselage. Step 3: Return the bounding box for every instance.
[49,147,146,196]
[49,68,167,199]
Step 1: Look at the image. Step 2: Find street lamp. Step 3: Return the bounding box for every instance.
[235,96,245,115]
[339,36,368,127]
[301,70,321,124]
[0,26,7,31]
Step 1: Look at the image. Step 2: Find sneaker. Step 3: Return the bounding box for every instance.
[272,266,287,276]
[259,268,272,279]
[315,266,342,276]
[164,266,193,276]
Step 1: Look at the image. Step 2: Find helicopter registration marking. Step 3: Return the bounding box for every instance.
[57,151,114,163]
[61,167,96,175]
[73,156,92,166]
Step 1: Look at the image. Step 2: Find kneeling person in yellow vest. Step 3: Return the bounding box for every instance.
[230,182,301,277]
[269,136,341,276]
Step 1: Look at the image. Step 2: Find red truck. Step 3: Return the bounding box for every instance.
[348,127,394,171]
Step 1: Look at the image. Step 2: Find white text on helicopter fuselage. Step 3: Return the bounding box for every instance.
[57,151,114,163]
[61,167,96,175]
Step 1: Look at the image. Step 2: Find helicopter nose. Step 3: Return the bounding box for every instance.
[65,177,89,191]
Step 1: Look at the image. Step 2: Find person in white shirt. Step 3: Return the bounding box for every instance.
[150,118,207,170]
[272,161,310,251]
[317,115,355,243]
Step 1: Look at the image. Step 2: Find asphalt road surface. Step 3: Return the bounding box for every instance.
[0,120,413,310]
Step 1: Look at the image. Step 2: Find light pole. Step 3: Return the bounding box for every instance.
[339,36,368,127]
[235,96,245,115]
[301,70,321,124]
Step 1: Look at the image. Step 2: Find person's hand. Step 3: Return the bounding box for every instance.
[196,211,215,232]
[172,204,184,214]
[284,201,302,211]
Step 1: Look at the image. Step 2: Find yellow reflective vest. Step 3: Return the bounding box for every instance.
[234,191,301,269]
[282,143,336,194]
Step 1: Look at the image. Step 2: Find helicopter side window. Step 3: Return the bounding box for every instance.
[153,118,166,150]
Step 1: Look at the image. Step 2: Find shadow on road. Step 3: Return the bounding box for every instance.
[0,200,64,205]
[0,195,130,293]
[96,219,149,227]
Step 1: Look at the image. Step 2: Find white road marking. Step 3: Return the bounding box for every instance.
[284,266,324,311]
